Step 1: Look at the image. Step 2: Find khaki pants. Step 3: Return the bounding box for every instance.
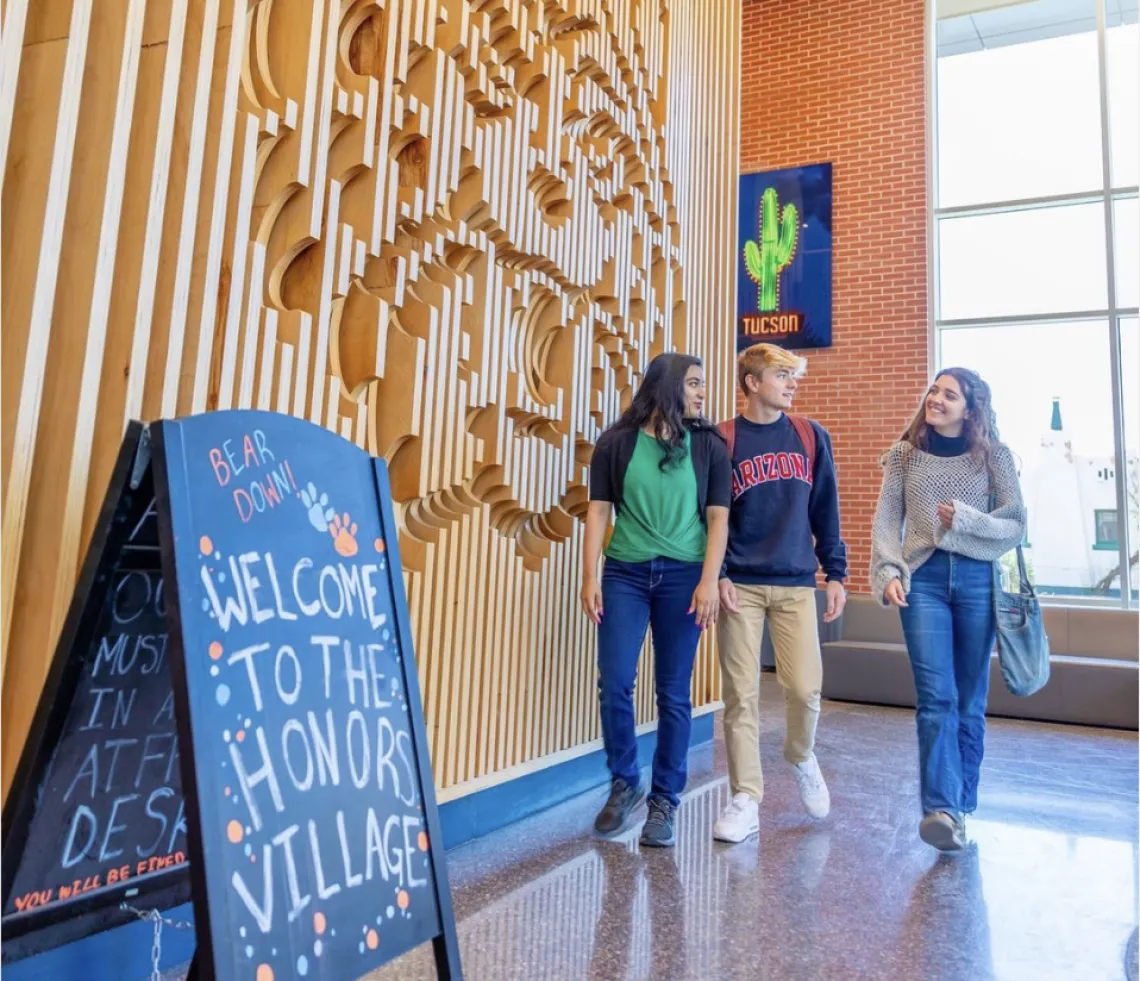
[717,584,822,801]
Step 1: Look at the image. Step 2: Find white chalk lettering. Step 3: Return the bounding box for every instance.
[273,824,311,922]
[307,709,340,787]
[293,558,320,616]
[338,811,363,888]
[318,566,345,618]
[346,710,370,789]
[281,720,314,792]
[274,645,301,705]
[264,553,297,621]
[308,820,341,900]
[238,552,274,625]
[228,642,271,710]
[230,728,284,831]
[98,793,138,861]
[61,806,97,869]
[202,557,249,631]
[231,845,273,933]
[344,641,369,707]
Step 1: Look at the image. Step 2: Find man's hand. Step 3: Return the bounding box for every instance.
[580,577,604,624]
[937,501,956,530]
[822,580,846,623]
[688,577,721,630]
[718,577,740,615]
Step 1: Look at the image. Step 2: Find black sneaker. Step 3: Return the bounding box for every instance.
[639,797,677,848]
[594,778,645,835]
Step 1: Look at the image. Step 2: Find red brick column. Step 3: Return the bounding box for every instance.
[739,0,931,591]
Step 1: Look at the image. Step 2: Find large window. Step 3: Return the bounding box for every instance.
[934,0,1139,608]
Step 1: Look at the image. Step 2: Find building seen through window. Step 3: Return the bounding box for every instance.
[934,0,1139,606]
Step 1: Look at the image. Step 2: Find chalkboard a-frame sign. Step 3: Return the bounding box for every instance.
[1,410,463,981]
[1,422,190,962]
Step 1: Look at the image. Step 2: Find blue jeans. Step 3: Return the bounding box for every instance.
[899,550,995,818]
[598,557,704,807]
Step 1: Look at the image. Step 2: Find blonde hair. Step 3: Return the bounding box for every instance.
[737,343,807,393]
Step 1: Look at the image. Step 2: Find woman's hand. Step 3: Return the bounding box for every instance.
[937,502,956,530]
[688,576,720,630]
[580,576,604,624]
[884,578,908,607]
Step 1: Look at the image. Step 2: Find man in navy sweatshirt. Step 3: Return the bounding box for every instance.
[712,343,848,844]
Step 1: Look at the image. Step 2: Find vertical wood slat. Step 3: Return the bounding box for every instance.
[47,0,148,647]
[0,0,93,677]
[0,0,741,803]
[0,0,30,176]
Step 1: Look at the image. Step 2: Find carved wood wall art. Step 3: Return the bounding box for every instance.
[1,0,740,800]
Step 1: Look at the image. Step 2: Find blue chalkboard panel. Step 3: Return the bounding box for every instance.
[153,411,460,981]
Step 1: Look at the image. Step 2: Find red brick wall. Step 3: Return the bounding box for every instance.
[739,0,930,592]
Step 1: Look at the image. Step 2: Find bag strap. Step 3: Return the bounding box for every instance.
[990,485,1036,600]
[788,414,816,477]
[717,415,816,474]
[1015,544,1036,599]
[716,418,736,459]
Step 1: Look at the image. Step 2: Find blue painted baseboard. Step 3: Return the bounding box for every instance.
[437,711,714,849]
[3,714,715,980]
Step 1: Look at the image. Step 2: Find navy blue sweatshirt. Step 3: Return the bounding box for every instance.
[723,414,847,586]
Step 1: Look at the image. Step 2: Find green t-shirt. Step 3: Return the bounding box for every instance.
[605,431,707,564]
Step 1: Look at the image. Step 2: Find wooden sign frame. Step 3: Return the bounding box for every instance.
[371,458,462,980]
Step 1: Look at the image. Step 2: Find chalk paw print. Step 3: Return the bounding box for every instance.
[329,513,359,557]
[300,482,335,533]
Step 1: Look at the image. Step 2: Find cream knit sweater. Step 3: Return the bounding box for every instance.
[870,441,1027,604]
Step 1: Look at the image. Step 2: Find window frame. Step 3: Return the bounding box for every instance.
[930,0,1139,610]
[1095,508,1120,550]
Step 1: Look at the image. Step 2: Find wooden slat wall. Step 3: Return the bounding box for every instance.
[0,0,740,802]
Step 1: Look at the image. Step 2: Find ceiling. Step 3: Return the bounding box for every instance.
[937,0,1139,55]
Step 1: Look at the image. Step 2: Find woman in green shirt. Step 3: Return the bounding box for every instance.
[581,353,732,847]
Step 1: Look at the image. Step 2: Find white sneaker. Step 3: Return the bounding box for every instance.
[713,792,760,843]
[793,754,830,819]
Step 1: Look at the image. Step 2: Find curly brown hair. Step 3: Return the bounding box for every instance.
[899,367,1001,478]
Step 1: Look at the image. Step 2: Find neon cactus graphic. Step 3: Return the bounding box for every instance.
[744,188,799,312]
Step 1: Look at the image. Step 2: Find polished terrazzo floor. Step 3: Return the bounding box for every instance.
[364,687,1139,981]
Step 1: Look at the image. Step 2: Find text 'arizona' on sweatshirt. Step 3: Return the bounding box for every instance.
[723,414,848,587]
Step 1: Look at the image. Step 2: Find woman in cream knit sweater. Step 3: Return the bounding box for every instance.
[871,367,1026,853]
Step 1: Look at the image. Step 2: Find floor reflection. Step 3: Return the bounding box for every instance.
[365,693,1138,981]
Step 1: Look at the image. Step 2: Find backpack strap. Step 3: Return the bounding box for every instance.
[716,418,736,459]
[787,414,816,478]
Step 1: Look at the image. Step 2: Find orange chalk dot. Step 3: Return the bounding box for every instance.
[227,820,243,844]
[199,536,213,555]
[256,966,274,981]
[224,786,231,796]
[373,538,385,553]
[236,729,246,743]
[209,641,223,660]
[417,832,428,852]
[366,929,379,950]
[397,889,409,910]
[313,912,327,935]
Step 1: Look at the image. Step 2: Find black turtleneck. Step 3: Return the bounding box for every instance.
[928,430,969,458]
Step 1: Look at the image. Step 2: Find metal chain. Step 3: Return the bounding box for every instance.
[119,903,194,981]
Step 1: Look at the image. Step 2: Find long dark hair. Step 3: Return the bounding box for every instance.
[611,352,707,470]
[900,366,1000,475]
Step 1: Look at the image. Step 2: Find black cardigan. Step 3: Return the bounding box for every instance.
[588,422,733,525]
